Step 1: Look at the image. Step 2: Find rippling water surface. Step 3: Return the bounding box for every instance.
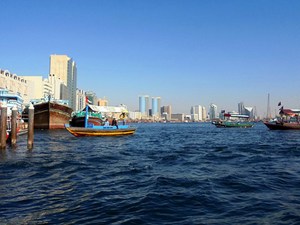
[1,122,300,224]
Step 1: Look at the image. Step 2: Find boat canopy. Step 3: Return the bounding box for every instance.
[280,109,300,116]
[224,113,249,118]
[85,105,128,113]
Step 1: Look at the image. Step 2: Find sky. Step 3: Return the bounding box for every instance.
[0,0,300,117]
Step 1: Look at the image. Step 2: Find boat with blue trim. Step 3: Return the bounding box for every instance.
[65,123,136,137]
[65,105,136,136]
[0,89,27,140]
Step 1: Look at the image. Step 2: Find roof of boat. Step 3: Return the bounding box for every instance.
[224,113,249,118]
[280,109,300,115]
[86,105,128,113]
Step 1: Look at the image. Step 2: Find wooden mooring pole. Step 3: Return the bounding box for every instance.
[10,106,18,147]
[0,102,7,150]
[27,103,34,150]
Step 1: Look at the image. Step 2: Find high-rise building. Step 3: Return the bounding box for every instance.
[202,106,207,121]
[244,107,254,119]
[49,54,77,110]
[152,97,161,119]
[20,75,55,104]
[161,105,172,121]
[238,102,245,115]
[139,95,150,118]
[48,74,67,100]
[209,104,218,120]
[191,105,203,121]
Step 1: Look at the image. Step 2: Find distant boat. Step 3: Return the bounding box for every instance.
[264,108,300,130]
[23,98,73,129]
[213,113,254,128]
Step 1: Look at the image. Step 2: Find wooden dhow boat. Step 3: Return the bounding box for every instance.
[23,97,72,129]
[264,107,300,130]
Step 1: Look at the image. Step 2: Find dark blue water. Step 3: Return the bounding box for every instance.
[1,122,300,224]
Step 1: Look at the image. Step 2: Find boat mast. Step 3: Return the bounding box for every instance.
[267,93,271,120]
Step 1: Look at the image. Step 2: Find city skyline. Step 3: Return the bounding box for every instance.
[1,1,300,116]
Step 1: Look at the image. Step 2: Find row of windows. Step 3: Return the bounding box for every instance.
[0,70,27,83]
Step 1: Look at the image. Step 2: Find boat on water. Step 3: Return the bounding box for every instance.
[213,113,254,128]
[70,105,104,127]
[66,105,136,137]
[264,108,300,130]
[23,97,73,129]
[65,124,136,137]
[0,88,23,114]
[70,104,128,127]
[0,89,28,140]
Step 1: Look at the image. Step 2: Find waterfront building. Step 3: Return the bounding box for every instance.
[128,111,142,120]
[238,102,245,115]
[209,104,218,120]
[152,97,161,119]
[0,69,29,104]
[139,95,150,118]
[191,105,203,122]
[98,98,108,106]
[171,113,185,122]
[238,102,255,119]
[244,107,254,119]
[202,106,207,121]
[49,54,77,110]
[21,76,54,103]
[161,105,172,121]
[48,74,67,100]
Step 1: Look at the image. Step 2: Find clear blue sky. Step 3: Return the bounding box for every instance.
[1,0,300,116]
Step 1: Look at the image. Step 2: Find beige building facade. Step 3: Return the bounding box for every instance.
[49,54,77,110]
[0,69,29,103]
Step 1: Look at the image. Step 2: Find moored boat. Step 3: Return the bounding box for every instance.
[0,89,28,139]
[23,99,73,129]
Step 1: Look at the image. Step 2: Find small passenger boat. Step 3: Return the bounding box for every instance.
[213,113,253,128]
[65,124,136,137]
[65,105,136,137]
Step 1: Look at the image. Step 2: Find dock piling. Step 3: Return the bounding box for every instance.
[11,106,18,147]
[0,103,7,150]
[27,103,34,150]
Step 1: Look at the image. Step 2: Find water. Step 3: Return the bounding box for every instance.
[1,122,300,224]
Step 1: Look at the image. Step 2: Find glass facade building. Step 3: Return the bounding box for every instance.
[139,95,150,118]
